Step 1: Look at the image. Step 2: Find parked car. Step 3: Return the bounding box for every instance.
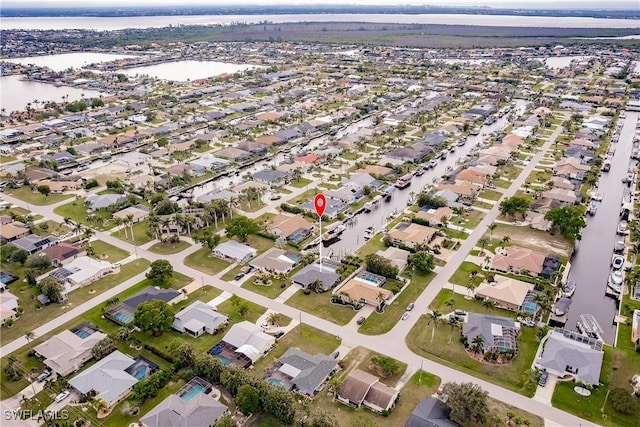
[36,371,51,383]
[454,309,467,316]
[273,331,285,338]
[330,351,340,359]
[55,391,70,403]
[538,370,549,387]
[234,272,245,281]
[260,322,270,329]
[356,316,366,325]
[401,312,410,320]
[406,302,415,311]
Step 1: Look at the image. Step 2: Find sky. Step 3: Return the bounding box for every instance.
[3,0,639,10]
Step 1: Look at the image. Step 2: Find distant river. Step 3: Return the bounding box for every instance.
[1,14,639,31]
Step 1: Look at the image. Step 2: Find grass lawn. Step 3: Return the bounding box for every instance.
[356,234,387,258]
[493,179,512,189]
[111,220,153,245]
[6,186,73,205]
[448,262,484,289]
[184,247,231,275]
[443,227,469,240]
[216,295,266,324]
[31,220,70,237]
[90,239,130,262]
[479,189,503,201]
[290,177,313,188]
[406,308,540,397]
[0,259,150,345]
[246,234,276,254]
[450,209,485,229]
[474,200,494,210]
[221,264,244,282]
[241,275,287,299]
[286,289,356,326]
[252,324,340,374]
[4,206,30,216]
[498,165,523,180]
[148,239,191,255]
[359,271,435,335]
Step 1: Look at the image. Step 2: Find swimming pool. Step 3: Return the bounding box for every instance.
[133,365,147,380]
[74,329,91,339]
[267,378,286,388]
[180,384,205,401]
[113,311,133,324]
[215,355,232,366]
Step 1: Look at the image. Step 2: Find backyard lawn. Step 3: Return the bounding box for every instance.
[184,247,231,275]
[148,239,191,255]
[286,289,357,326]
[5,186,73,206]
[54,198,116,231]
[479,189,503,201]
[31,220,71,237]
[450,209,485,229]
[448,261,484,290]
[91,239,130,262]
[359,271,434,335]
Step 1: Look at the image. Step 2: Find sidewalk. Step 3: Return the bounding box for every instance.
[274,284,300,303]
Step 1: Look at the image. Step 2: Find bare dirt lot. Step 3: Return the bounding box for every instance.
[489,223,572,258]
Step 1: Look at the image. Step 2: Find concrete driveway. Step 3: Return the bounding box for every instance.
[533,374,557,405]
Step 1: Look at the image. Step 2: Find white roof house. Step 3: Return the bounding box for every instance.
[172,301,229,337]
[69,350,139,407]
[85,194,127,211]
[213,240,257,264]
[222,321,275,363]
[34,328,107,376]
[0,291,19,325]
[49,256,114,290]
[118,151,152,167]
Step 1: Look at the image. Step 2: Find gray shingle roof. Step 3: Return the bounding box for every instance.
[140,392,228,427]
[278,347,338,395]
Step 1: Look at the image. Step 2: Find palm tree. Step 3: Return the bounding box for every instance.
[83,228,95,248]
[24,331,35,350]
[477,236,490,255]
[125,214,135,241]
[184,214,193,235]
[447,316,460,344]
[481,298,497,312]
[113,217,125,238]
[427,310,441,342]
[501,235,511,247]
[267,312,280,326]
[92,398,108,417]
[471,335,485,355]
[488,223,497,240]
[465,282,475,297]
[444,298,455,310]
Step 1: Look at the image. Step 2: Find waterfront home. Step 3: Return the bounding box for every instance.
[490,246,547,276]
[474,275,535,312]
[553,157,590,181]
[252,169,291,187]
[267,213,313,242]
[85,194,127,211]
[387,222,438,250]
[462,313,520,353]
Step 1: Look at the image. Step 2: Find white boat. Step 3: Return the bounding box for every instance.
[612,256,624,270]
[561,282,576,298]
[608,270,624,294]
[614,240,625,253]
[364,226,375,240]
[395,173,413,189]
[322,222,346,242]
[617,221,628,235]
[588,202,597,216]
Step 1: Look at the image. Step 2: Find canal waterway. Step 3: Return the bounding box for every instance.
[326,99,529,258]
[565,111,639,344]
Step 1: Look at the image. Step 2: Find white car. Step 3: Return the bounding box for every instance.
[55,391,70,403]
[260,322,270,329]
[401,312,410,320]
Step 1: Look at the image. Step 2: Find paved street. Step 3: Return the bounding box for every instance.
[0,119,599,426]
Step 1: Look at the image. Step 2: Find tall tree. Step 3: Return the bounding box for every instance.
[544,206,586,241]
[442,382,489,425]
[133,300,174,336]
[225,216,260,242]
[146,260,174,283]
[236,384,260,414]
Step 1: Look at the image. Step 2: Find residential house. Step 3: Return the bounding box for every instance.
[405,397,462,427]
[631,310,639,344]
[12,234,58,254]
[301,196,347,219]
[337,369,399,413]
[106,287,182,326]
[250,248,301,274]
[462,313,520,353]
[490,246,547,276]
[33,324,107,376]
[46,179,82,194]
[0,221,30,242]
[415,207,454,227]
[216,321,275,364]
[540,188,578,205]
[266,347,338,397]
[252,169,291,187]
[387,222,438,250]
[42,242,86,266]
[376,247,410,273]
[140,380,228,427]
[69,350,140,408]
[212,240,257,264]
[553,158,590,181]
[455,169,488,187]
[525,211,552,232]
[437,182,480,201]
[0,291,19,325]
[475,275,535,312]
[85,194,127,211]
[338,278,392,307]
[118,152,152,167]
[356,165,395,179]
[549,176,576,190]
[534,328,604,386]
[291,262,342,292]
[189,154,230,172]
[267,213,314,242]
[113,204,151,224]
[48,256,115,289]
[172,301,229,337]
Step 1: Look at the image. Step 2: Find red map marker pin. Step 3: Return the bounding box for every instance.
[314,194,326,217]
